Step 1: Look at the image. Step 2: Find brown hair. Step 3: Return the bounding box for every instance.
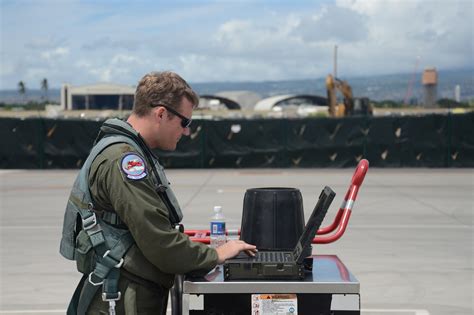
[133,71,199,117]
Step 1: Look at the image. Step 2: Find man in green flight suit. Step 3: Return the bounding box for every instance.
[61,71,256,314]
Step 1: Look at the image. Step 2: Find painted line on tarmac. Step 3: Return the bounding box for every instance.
[0,306,173,314]
[0,226,61,229]
[0,308,173,315]
[362,309,430,315]
[0,311,65,314]
[351,224,472,230]
[0,170,22,174]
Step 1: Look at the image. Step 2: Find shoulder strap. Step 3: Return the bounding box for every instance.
[65,136,137,315]
[81,136,135,205]
[98,121,182,225]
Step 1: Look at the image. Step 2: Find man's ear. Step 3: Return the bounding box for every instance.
[153,106,165,124]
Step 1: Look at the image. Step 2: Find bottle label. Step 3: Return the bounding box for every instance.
[211,222,226,235]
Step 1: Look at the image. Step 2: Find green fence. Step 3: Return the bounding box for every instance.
[1,112,473,169]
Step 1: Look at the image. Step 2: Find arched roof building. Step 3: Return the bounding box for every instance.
[254,94,328,111]
[199,95,241,110]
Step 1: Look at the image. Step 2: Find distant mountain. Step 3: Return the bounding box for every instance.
[191,68,473,102]
[1,69,472,104]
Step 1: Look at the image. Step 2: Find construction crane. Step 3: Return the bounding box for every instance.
[404,56,421,105]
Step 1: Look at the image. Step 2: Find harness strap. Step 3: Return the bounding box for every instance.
[98,268,121,315]
[102,211,122,226]
[67,275,87,315]
[65,135,140,314]
[67,125,179,314]
[100,121,182,224]
[103,268,121,300]
[75,227,134,315]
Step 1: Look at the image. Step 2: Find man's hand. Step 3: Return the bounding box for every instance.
[215,240,257,264]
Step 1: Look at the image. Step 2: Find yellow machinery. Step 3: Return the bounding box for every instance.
[326,74,373,117]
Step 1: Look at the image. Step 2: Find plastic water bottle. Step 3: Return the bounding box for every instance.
[210,206,226,248]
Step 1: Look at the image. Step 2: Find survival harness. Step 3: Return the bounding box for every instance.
[60,119,183,315]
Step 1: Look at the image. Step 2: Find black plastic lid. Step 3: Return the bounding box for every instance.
[240,187,309,253]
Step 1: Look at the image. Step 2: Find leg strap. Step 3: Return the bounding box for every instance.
[75,218,134,315]
[67,275,87,315]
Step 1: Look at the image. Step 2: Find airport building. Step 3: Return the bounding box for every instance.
[60,83,135,110]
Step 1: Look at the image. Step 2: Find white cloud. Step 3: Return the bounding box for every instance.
[205,0,472,80]
[40,47,70,61]
[26,37,66,50]
[213,16,306,58]
[178,54,285,82]
[71,53,147,84]
[293,5,369,43]
[110,54,139,65]
[0,63,15,77]
[0,0,472,89]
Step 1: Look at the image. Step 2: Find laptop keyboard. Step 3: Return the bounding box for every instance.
[255,251,292,262]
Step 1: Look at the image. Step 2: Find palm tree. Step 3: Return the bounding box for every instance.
[41,78,49,101]
[18,81,26,103]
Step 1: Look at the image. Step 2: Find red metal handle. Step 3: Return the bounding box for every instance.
[314,159,369,243]
[186,159,369,245]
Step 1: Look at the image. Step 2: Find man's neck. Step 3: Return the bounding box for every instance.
[127,113,155,148]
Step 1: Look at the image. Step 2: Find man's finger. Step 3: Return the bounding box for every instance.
[244,249,256,257]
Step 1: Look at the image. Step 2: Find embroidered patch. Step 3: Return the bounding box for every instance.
[121,153,147,180]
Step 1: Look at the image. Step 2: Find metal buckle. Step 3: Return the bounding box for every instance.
[88,272,104,286]
[103,250,124,268]
[174,223,184,233]
[157,184,167,192]
[102,291,122,302]
[82,212,97,231]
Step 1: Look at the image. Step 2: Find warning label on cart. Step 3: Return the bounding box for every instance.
[251,294,297,314]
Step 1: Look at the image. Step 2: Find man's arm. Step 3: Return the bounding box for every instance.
[90,144,219,274]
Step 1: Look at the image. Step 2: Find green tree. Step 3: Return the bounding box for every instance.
[17,81,26,102]
[41,78,49,101]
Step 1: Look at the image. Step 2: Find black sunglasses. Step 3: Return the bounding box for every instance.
[155,104,192,128]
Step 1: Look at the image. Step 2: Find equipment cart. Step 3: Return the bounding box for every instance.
[183,255,359,314]
[171,160,369,315]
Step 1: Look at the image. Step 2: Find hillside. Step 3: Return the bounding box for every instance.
[1,69,472,104]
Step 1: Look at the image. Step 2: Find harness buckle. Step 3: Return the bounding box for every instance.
[102,293,121,315]
[103,250,124,268]
[102,291,121,301]
[88,272,104,286]
[174,223,184,233]
[82,212,97,231]
[157,184,167,192]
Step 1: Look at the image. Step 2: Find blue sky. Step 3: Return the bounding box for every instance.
[1,0,472,89]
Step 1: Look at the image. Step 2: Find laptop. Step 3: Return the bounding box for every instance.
[224,186,336,281]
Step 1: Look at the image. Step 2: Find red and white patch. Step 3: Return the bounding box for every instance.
[121,153,147,180]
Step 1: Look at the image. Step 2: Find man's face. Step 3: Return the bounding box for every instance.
[155,97,193,151]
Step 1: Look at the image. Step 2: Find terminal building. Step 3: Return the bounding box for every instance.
[60,83,135,110]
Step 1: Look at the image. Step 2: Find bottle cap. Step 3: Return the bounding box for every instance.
[213,206,222,212]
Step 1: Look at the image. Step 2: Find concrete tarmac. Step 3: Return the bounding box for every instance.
[0,168,472,315]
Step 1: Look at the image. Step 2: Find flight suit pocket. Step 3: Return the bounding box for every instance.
[75,229,95,274]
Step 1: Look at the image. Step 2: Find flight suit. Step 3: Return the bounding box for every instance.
[82,142,218,314]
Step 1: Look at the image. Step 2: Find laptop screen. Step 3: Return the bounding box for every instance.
[292,186,335,263]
